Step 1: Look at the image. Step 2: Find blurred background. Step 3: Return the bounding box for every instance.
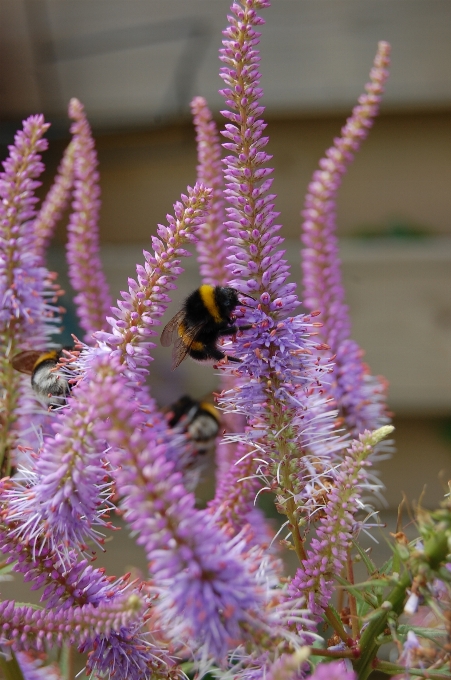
[1,0,451,582]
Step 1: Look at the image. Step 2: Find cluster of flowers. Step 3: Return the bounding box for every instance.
[0,1,450,679]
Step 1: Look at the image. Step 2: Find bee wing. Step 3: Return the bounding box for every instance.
[11,350,42,375]
[170,320,206,369]
[160,310,186,347]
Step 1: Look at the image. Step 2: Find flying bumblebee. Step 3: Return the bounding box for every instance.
[11,348,71,408]
[160,284,251,369]
[165,395,220,455]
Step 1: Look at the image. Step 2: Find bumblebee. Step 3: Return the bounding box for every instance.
[166,395,220,455]
[11,348,70,407]
[160,285,251,369]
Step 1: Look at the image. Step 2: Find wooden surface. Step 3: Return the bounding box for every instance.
[2,0,451,126]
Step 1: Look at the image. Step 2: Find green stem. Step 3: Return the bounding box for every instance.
[309,647,357,659]
[375,659,451,678]
[353,571,410,679]
[285,495,306,562]
[346,550,359,640]
[278,436,307,562]
[325,606,352,646]
[0,349,20,477]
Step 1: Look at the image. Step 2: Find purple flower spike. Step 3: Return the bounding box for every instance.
[0,592,170,680]
[0,115,51,332]
[94,183,211,384]
[66,98,112,340]
[311,660,357,680]
[1,356,116,556]
[289,425,393,619]
[220,0,299,314]
[85,352,271,660]
[0,517,130,610]
[17,653,63,680]
[191,96,228,286]
[215,0,346,537]
[300,42,391,435]
[34,140,76,261]
[209,441,272,545]
[0,114,61,473]
[191,96,247,489]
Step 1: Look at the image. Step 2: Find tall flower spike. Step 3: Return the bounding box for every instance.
[33,139,76,261]
[208,441,271,546]
[66,98,112,340]
[216,0,345,550]
[301,42,391,436]
[1,351,117,557]
[191,96,228,286]
[220,0,298,312]
[88,352,272,661]
[0,592,171,680]
[0,514,132,610]
[289,425,394,619]
[0,115,60,475]
[94,183,211,383]
[191,96,248,493]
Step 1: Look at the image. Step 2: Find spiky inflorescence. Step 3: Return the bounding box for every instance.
[0,592,172,680]
[66,98,112,340]
[191,95,248,489]
[191,96,228,287]
[289,426,393,619]
[0,513,132,610]
[33,139,76,261]
[208,441,272,547]
[0,114,61,475]
[0,353,116,556]
[214,0,345,549]
[301,42,391,436]
[94,183,211,384]
[87,352,273,661]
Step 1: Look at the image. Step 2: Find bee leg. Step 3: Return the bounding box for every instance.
[218,326,238,336]
[225,355,242,363]
[218,324,253,337]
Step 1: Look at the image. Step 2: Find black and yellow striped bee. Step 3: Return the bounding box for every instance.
[160,285,251,369]
[165,395,220,455]
[11,348,71,407]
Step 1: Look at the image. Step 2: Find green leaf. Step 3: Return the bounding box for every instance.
[334,573,380,612]
[351,538,378,576]
[397,625,448,642]
[14,602,43,610]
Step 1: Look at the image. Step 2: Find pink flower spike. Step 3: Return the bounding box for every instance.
[34,139,76,261]
[219,0,299,314]
[0,114,61,474]
[66,98,112,341]
[94,183,211,384]
[191,96,228,286]
[289,425,393,618]
[300,42,391,436]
